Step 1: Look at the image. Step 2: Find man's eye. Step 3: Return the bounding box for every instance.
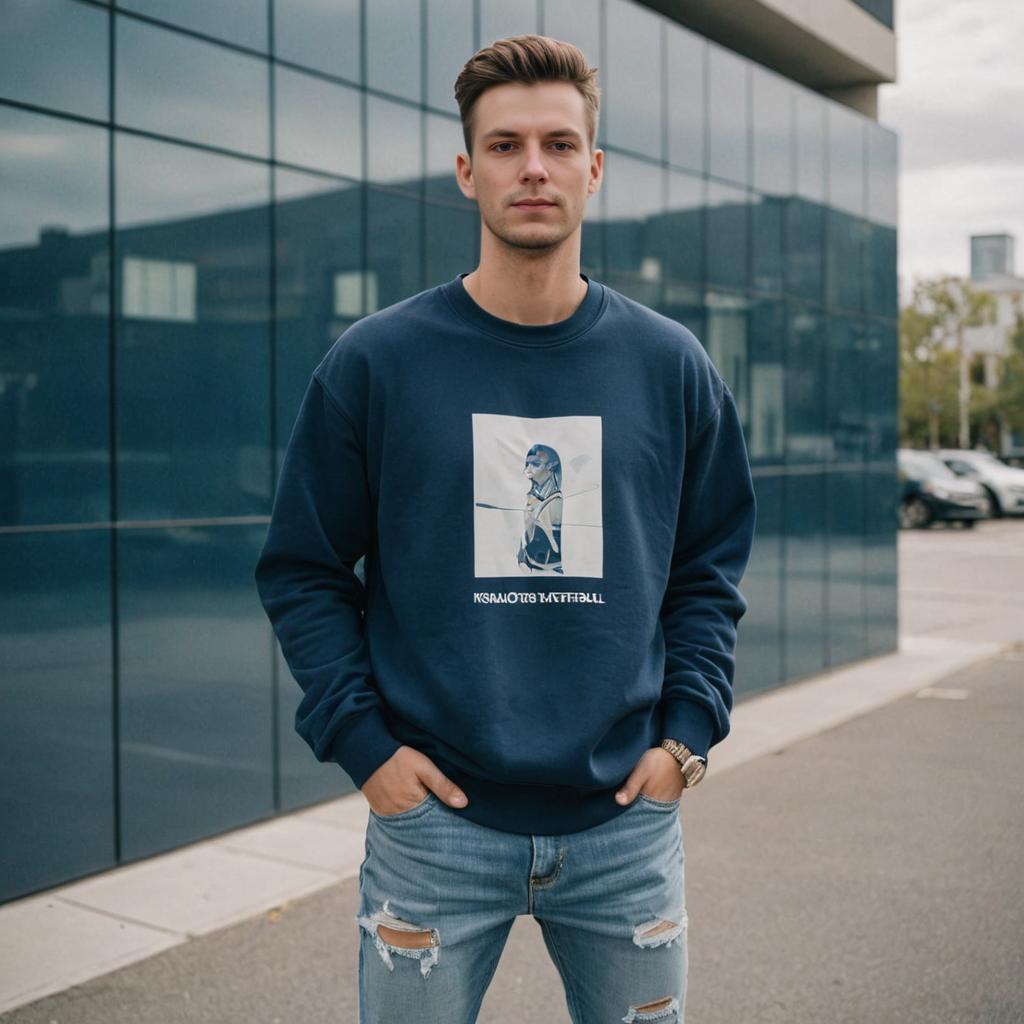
[492,142,574,152]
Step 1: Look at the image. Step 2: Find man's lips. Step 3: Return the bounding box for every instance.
[513,199,556,208]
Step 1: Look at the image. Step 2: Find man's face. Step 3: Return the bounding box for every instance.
[455,81,603,253]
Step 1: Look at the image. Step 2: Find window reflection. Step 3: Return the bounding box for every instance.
[751,66,792,196]
[0,107,110,527]
[275,65,362,178]
[480,0,540,45]
[366,0,421,102]
[666,23,705,175]
[367,95,422,191]
[827,103,865,218]
[426,112,474,206]
[706,180,749,290]
[426,0,474,115]
[118,0,268,52]
[116,14,269,158]
[602,152,664,305]
[274,0,359,80]
[665,170,703,286]
[708,44,749,186]
[605,0,663,161]
[0,0,108,120]
[115,133,271,520]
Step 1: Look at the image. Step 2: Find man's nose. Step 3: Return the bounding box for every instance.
[519,144,549,179]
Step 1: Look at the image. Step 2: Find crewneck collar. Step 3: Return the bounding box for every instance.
[441,271,607,348]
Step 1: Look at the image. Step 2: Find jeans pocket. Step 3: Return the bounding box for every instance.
[369,791,438,822]
[637,792,682,811]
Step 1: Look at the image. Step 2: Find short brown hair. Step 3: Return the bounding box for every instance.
[454,35,601,159]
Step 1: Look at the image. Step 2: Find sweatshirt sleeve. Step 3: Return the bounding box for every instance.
[253,371,402,789]
[658,378,757,760]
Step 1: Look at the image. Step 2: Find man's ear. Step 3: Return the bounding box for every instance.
[455,152,477,202]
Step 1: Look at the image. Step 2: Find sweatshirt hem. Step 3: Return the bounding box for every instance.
[428,751,634,836]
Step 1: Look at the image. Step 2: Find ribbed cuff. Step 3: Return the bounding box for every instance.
[660,700,718,761]
[328,707,404,790]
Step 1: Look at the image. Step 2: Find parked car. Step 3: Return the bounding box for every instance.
[897,448,991,529]
[933,448,1024,517]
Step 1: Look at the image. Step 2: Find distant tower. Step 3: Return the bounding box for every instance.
[970,233,1015,282]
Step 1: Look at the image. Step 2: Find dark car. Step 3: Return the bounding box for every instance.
[897,448,991,529]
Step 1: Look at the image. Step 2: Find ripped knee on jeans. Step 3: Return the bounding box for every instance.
[622,994,680,1022]
[631,914,686,949]
[356,898,441,978]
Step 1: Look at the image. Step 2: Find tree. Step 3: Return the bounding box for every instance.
[899,276,996,448]
[989,304,1024,449]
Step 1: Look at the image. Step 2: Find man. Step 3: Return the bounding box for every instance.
[255,33,756,1024]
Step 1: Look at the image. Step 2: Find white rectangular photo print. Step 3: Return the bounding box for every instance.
[472,412,603,579]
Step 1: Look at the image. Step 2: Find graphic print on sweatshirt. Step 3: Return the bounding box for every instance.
[472,413,603,578]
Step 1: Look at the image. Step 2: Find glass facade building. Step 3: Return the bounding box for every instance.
[0,0,899,903]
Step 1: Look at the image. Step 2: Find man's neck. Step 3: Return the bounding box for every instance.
[461,262,588,326]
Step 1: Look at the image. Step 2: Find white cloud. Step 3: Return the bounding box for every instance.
[878,0,1024,291]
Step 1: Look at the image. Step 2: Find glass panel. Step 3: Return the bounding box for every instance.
[115,133,271,520]
[785,198,824,303]
[863,316,898,655]
[275,65,362,178]
[665,169,703,286]
[274,0,360,80]
[708,43,748,187]
[116,14,269,158]
[605,0,663,161]
[706,180,748,290]
[704,290,748,402]
[825,313,866,667]
[826,209,867,312]
[0,107,110,527]
[426,0,474,116]
[665,22,705,175]
[426,112,474,207]
[867,123,898,229]
[795,89,826,203]
[366,0,421,102]
[602,152,664,305]
[117,0,268,52]
[274,169,365,473]
[827,102,865,217]
[480,0,539,44]
[0,0,108,120]
[367,95,422,191]
[425,200,479,288]
[0,529,115,903]
[367,188,423,311]
[751,65,793,196]
[866,221,898,319]
[752,193,783,295]
[783,300,827,679]
[734,297,785,695]
[118,525,272,862]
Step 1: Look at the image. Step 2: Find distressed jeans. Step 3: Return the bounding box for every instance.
[355,789,687,1023]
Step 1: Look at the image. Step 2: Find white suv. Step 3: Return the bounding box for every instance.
[935,449,1024,518]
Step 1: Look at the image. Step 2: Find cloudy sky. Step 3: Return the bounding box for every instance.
[877,0,1024,299]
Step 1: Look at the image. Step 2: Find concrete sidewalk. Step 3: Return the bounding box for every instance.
[1,520,1021,1017]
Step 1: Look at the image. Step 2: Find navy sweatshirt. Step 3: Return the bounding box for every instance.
[254,271,756,835]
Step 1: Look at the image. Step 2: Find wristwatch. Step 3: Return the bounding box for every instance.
[660,738,708,789]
